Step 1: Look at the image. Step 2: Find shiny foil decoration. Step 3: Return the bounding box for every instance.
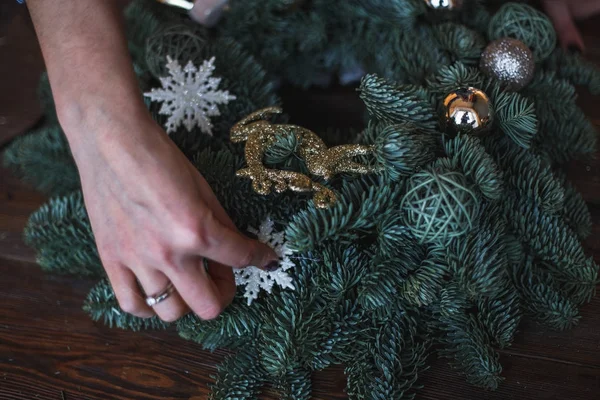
[480,38,535,91]
[231,107,376,208]
[424,0,463,10]
[443,88,493,136]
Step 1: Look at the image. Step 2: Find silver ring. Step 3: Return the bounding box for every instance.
[145,282,175,307]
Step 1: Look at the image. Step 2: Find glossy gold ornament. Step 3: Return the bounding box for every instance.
[231,107,376,208]
[443,88,492,135]
[424,0,463,10]
[480,38,535,91]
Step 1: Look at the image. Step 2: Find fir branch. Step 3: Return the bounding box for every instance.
[444,135,504,201]
[3,124,79,196]
[494,91,538,149]
[286,177,403,251]
[556,171,592,240]
[368,122,437,181]
[359,74,438,131]
[210,349,266,400]
[84,280,168,331]
[433,23,486,66]
[274,367,312,400]
[399,245,448,307]
[426,62,484,99]
[484,136,565,214]
[477,284,522,348]
[435,312,503,390]
[511,258,580,330]
[545,49,600,95]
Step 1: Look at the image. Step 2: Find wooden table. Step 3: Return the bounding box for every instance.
[2,6,600,400]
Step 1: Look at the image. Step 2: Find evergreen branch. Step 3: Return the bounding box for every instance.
[3,124,79,196]
[484,136,565,214]
[545,49,600,95]
[359,74,438,131]
[445,135,504,201]
[494,91,538,149]
[84,279,168,331]
[426,63,484,99]
[477,284,522,348]
[435,312,503,390]
[37,244,103,278]
[510,258,580,330]
[274,367,312,400]
[286,177,403,252]
[365,122,437,181]
[399,245,448,307]
[556,172,592,240]
[433,23,486,66]
[210,349,266,400]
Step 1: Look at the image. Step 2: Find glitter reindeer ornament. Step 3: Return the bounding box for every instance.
[231,107,376,208]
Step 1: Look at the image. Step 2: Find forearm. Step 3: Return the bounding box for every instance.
[27,0,146,147]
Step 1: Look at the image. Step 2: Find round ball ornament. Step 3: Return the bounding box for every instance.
[424,0,463,10]
[402,165,479,244]
[480,38,534,91]
[443,87,493,135]
[488,3,556,61]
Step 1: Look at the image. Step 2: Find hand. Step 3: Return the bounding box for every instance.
[542,0,600,53]
[64,108,279,322]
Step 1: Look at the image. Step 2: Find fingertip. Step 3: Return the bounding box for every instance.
[189,0,228,27]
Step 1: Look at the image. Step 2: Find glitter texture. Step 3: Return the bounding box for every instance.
[144,56,236,135]
[231,107,376,208]
[480,38,535,91]
[235,217,295,305]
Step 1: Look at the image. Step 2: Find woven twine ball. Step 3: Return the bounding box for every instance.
[488,3,556,62]
[145,26,207,78]
[402,167,479,244]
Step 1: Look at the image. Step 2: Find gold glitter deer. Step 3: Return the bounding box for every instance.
[230,107,376,208]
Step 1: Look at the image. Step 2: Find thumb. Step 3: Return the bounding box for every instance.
[193,211,280,271]
[189,0,229,27]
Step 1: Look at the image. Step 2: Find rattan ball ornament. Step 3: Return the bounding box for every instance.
[443,87,493,136]
[480,38,535,91]
[488,3,556,61]
[424,0,463,10]
[402,165,480,244]
[145,26,207,78]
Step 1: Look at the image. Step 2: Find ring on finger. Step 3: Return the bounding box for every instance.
[145,281,176,307]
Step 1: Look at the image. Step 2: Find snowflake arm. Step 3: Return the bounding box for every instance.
[144,56,236,135]
[235,218,296,305]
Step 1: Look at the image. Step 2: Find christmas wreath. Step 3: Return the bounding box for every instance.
[5,0,600,398]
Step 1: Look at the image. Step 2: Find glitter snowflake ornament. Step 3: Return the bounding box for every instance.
[144,56,236,135]
[235,218,295,305]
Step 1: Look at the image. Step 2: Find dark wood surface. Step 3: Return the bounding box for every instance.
[2,5,600,400]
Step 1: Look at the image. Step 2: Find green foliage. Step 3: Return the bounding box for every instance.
[3,124,78,196]
[6,1,600,399]
[84,280,168,331]
[359,74,438,132]
[494,91,538,149]
[210,350,266,400]
[488,3,556,61]
[367,122,437,181]
[444,134,503,201]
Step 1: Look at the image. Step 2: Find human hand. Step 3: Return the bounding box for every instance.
[542,0,600,53]
[63,108,279,322]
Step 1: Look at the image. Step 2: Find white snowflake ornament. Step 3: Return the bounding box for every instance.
[235,218,295,305]
[144,56,236,135]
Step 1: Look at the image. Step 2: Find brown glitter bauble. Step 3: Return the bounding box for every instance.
[424,0,463,10]
[443,88,493,136]
[480,38,535,91]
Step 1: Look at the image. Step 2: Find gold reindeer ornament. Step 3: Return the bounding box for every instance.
[230,107,376,208]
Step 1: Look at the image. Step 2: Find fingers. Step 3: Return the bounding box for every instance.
[189,210,279,271]
[166,256,235,320]
[104,263,154,318]
[135,267,189,322]
[189,0,229,27]
[542,0,585,53]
